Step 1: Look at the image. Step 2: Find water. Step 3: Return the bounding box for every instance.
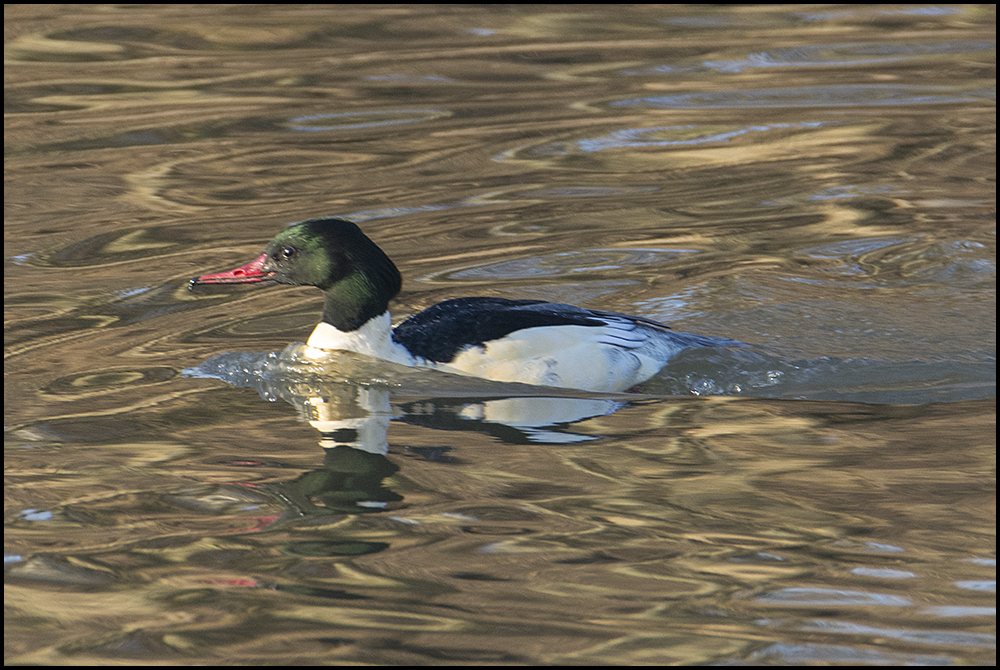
[5,4,995,665]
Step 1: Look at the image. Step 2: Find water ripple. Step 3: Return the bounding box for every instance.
[800,619,996,649]
[501,121,827,161]
[575,122,827,153]
[756,586,913,607]
[622,39,995,76]
[704,41,996,74]
[611,85,991,109]
[287,109,451,132]
[420,248,697,282]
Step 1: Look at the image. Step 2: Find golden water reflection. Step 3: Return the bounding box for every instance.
[5,3,994,665]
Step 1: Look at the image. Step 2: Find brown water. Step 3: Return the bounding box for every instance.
[5,4,995,665]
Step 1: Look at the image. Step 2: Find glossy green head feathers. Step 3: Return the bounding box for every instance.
[265,217,402,331]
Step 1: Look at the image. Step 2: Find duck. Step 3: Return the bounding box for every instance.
[190,216,743,392]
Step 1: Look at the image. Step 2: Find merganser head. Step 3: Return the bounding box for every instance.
[191,217,401,332]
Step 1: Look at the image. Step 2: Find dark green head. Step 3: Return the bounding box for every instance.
[192,217,402,332]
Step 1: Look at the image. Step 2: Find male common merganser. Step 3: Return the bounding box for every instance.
[191,217,742,392]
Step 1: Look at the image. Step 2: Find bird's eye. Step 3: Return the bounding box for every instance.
[276,245,296,261]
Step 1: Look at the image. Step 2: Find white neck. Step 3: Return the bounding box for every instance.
[305,311,416,365]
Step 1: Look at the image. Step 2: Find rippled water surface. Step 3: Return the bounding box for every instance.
[5,4,995,665]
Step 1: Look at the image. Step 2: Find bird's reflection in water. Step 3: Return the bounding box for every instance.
[182,344,634,526]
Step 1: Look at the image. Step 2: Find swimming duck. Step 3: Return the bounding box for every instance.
[191,217,742,392]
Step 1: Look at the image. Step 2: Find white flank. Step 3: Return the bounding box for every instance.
[305,311,691,392]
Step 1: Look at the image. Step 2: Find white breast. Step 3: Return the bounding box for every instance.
[305,312,416,365]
